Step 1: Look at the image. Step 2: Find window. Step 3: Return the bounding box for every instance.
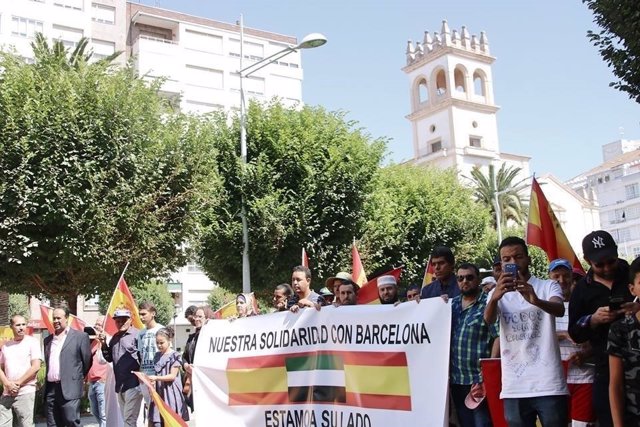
[184,29,222,54]
[52,25,84,49]
[454,68,466,93]
[633,247,640,258]
[473,71,485,96]
[469,136,482,148]
[435,70,447,96]
[625,183,640,200]
[229,38,264,61]
[229,72,265,96]
[54,0,84,11]
[91,3,115,25]
[431,141,442,153]
[11,16,43,38]
[91,39,115,60]
[417,78,428,104]
[186,262,203,273]
[185,65,223,89]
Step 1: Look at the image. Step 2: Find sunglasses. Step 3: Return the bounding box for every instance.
[594,258,617,269]
[457,274,476,282]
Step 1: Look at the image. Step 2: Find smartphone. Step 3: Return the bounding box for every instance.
[503,263,518,290]
[609,295,624,311]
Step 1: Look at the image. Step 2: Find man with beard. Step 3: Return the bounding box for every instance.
[337,281,358,306]
[450,263,496,427]
[484,236,568,427]
[378,275,399,305]
[569,230,636,427]
[421,246,460,299]
[44,307,92,427]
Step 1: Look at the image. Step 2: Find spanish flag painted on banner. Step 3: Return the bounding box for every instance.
[134,372,188,427]
[351,242,368,287]
[226,350,411,411]
[39,304,86,334]
[356,267,402,305]
[526,177,585,274]
[104,277,143,336]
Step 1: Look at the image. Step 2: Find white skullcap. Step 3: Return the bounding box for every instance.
[377,275,397,288]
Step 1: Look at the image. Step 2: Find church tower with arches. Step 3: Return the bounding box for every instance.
[403,20,529,179]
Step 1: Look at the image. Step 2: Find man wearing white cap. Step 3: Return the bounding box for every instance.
[99,308,143,427]
[378,275,399,305]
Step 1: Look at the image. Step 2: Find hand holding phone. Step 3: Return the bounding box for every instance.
[503,263,518,291]
[609,295,624,311]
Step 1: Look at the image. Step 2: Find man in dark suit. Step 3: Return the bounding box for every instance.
[43,306,92,427]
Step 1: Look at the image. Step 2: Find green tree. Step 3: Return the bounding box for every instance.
[8,294,30,319]
[468,164,527,229]
[197,101,386,291]
[360,165,491,285]
[583,0,640,102]
[0,36,220,311]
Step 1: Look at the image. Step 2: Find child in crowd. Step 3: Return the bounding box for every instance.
[608,257,640,427]
[148,327,189,426]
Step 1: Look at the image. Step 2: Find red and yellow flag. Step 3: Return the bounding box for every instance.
[356,267,403,305]
[301,248,309,268]
[39,304,86,334]
[526,177,585,273]
[421,256,434,288]
[351,242,368,287]
[213,293,259,319]
[104,277,143,336]
[133,372,188,427]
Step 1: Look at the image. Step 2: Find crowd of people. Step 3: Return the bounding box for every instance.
[1,229,640,427]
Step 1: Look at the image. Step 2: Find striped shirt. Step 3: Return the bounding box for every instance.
[450,292,498,385]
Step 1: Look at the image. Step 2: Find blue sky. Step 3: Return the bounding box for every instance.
[140,0,640,181]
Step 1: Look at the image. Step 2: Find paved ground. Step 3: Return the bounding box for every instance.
[35,415,98,427]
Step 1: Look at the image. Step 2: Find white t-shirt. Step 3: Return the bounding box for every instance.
[556,302,595,384]
[0,335,42,395]
[489,275,568,398]
[138,323,164,376]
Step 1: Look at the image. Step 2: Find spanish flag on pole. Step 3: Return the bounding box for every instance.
[526,177,585,274]
[134,372,188,427]
[356,267,403,305]
[351,242,367,287]
[421,256,434,288]
[104,275,144,336]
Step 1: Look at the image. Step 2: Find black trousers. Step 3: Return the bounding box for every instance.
[45,381,81,427]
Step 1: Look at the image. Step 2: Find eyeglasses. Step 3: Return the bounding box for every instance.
[594,258,617,269]
[457,274,476,282]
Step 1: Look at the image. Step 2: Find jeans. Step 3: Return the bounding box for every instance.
[450,384,492,427]
[592,373,612,427]
[503,395,568,427]
[88,381,106,427]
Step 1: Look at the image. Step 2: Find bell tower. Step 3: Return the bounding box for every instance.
[403,20,510,178]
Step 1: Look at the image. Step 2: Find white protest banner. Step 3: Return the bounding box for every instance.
[193,299,451,427]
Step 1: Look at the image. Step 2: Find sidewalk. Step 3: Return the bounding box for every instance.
[35,415,98,427]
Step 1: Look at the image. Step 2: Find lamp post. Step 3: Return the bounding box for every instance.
[238,15,327,293]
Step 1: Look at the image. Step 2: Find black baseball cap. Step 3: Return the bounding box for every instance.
[582,230,618,263]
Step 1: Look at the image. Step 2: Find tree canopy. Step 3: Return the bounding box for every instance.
[360,165,491,284]
[583,0,640,102]
[0,36,220,310]
[467,164,527,229]
[197,101,386,291]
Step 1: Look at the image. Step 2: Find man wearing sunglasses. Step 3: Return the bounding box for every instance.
[568,230,635,427]
[450,263,497,427]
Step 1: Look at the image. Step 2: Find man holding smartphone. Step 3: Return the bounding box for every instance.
[484,236,568,427]
[568,230,635,427]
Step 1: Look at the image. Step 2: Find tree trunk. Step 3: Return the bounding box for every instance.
[0,291,9,325]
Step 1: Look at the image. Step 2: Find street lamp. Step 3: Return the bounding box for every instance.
[238,15,327,293]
